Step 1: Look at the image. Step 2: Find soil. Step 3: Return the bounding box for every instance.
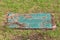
[11,33,53,40]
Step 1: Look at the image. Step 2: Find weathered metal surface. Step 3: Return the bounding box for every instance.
[7,13,53,29]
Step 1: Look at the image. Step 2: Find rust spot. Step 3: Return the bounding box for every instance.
[24,14,32,18]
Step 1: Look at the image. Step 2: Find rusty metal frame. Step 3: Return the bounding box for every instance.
[5,13,56,30]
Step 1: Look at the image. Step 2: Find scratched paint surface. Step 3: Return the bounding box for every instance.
[8,13,52,28]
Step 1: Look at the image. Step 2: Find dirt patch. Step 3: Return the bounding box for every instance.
[11,33,54,40]
[28,33,54,40]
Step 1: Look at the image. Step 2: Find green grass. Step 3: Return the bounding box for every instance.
[0,0,60,40]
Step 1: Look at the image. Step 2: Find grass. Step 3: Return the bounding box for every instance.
[0,0,60,40]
